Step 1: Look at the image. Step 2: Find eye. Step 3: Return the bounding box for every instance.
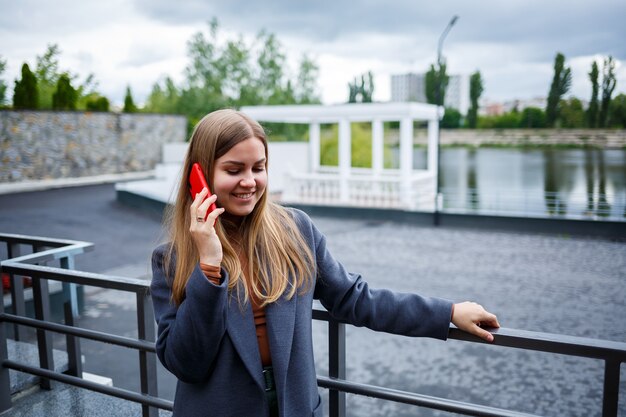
[226,170,240,175]
[253,166,265,172]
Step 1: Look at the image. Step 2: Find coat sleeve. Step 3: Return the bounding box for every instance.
[292,210,453,341]
[150,244,229,383]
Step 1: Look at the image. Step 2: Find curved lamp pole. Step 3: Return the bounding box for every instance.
[434,15,458,226]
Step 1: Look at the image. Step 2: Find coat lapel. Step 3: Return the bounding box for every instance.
[226,293,265,391]
[266,291,297,401]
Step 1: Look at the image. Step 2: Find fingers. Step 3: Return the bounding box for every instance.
[452,301,500,343]
[206,206,225,224]
[197,194,218,220]
[190,188,209,214]
[472,325,495,343]
[481,312,500,328]
[190,189,219,224]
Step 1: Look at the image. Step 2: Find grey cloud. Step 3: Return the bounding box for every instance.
[132,0,626,60]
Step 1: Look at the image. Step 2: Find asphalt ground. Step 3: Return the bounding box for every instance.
[1,184,625,417]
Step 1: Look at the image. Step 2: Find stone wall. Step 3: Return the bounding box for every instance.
[0,111,187,182]
[414,128,626,148]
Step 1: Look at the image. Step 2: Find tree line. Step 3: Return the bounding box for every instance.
[2,31,625,131]
[0,19,320,137]
[419,52,624,129]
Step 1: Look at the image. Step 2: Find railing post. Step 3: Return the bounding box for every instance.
[0,285,13,412]
[31,275,53,390]
[602,359,620,417]
[328,318,346,417]
[60,256,82,378]
[7,243,25,341]
[137,291,158,417]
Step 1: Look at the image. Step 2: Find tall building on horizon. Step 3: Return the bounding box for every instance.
[391,72,469,115]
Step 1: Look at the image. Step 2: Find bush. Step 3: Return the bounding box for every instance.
[477,111,521,129]
[441,107,462,128]
[85,95,110,112]
[519,107,547,128]
[13,63,38,109]
[52,73,78,110]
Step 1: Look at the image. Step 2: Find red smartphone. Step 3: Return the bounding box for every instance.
[189,163,217,220]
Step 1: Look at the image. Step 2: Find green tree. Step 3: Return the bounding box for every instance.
[425,63,449,106]
[608,93,626,128]
[545,52,572,127]
[599,56,617,128]
[34,44,100,111]
[587,61,599,128]
[145,77,181,114]
[123,86,138,113]
[559,98,585,128]
[144,18,320,133]
[13,63,38,109]
[466,71,483,128]
[257,31,288,104]
[295,54,320,104]
[0,56,7,106]
[52,73,78,110]
[519,107,547,128]
[35,44,61,109]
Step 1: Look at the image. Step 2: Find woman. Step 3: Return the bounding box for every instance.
[151,109,500,417]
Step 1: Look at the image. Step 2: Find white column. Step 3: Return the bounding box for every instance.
[372,119,383,176]
[399,117,413,207]
[309,122,320,172]
[338,119,351,203]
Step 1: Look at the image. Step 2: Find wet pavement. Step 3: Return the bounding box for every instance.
[1,184,625,417]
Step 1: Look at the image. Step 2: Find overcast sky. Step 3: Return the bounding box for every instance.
[1,0,625,106]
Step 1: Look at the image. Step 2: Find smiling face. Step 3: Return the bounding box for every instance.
[212,137,267,220]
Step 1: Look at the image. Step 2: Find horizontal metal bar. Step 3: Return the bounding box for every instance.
[317,376,539,417]
[312,309,626,362]
[0,313,155,352]
[1,263,149,292]
[448,327,626,362]
[2,360,172,411]
[0,233,87,248]
[1,243,94,266]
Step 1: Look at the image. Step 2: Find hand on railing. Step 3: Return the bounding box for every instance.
[451,301,500,342]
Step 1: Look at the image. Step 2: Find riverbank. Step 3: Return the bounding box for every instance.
[414,128,626,148]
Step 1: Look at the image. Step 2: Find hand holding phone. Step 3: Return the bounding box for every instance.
[189,163,217,221]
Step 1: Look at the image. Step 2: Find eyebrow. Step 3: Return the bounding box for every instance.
[220,158,266,166]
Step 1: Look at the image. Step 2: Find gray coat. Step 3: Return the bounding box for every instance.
[150,209,453,417]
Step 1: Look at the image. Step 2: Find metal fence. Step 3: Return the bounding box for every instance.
[441,188,626,221]
[1,233,624,417]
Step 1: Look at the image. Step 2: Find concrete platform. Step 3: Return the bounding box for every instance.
[4,381,171,417]
[8,339,68,396]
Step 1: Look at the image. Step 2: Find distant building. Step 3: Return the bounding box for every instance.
[479,97,550,116]
[391,72,469,115]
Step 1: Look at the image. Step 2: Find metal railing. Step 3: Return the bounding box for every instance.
[1,233,624,417]
[441,188,626,221]
[313,308,626,417]
[0,233,170,417]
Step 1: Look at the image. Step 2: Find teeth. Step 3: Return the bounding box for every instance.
[234,193,253,198]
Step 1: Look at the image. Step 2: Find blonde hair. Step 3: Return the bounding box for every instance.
[163,109,314,306]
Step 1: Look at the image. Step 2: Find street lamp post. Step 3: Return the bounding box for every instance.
[434,15,458,226]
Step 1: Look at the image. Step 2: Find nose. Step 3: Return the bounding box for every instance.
[239,174,255,188]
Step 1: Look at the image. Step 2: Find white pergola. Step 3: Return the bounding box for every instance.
[241,102,442,211]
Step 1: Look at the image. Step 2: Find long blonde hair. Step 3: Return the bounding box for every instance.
[163,109,314,306]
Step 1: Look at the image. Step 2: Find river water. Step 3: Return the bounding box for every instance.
[406,147,626,220]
